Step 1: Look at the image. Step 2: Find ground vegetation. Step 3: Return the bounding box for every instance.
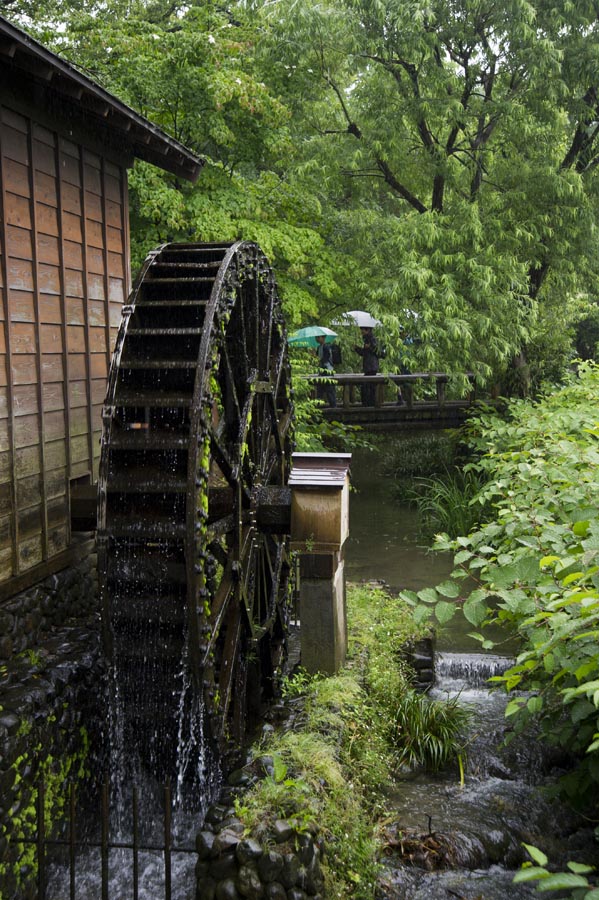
[235,583,467,899]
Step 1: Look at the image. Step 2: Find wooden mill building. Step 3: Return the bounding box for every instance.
[0,16,202,600]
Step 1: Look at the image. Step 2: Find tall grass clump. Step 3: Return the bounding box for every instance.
[411,466,488,539]
[393,690,470,772]
[379,431,459,501]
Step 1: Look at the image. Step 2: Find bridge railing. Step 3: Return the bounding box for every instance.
[308,372,476,409]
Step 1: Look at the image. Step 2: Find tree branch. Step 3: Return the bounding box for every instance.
[561,87,599,171]
[376,157,428,212]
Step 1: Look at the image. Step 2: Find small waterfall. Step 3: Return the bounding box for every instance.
[434,651,514,688]
[47,543,220,898]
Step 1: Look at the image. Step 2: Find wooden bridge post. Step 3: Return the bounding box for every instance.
[290,453,351,675]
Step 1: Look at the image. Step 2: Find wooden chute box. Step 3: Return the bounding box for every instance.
[289,452,351,675]
[290,453,351,552]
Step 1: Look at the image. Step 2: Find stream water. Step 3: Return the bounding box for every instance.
[346,440,599,899]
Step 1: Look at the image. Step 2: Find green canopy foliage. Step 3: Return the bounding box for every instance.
[252,0,599,384]
[8,0,599,386]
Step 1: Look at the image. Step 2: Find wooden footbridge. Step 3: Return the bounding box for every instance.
[312,372,478,430]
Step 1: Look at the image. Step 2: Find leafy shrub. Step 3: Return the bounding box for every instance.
[402,362,599,808]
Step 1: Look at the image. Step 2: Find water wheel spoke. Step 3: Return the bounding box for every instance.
[240,540,257,628]
[266,541,285,625]
[262,391,282,460]
[271,340,286,400]
[217,602,243,730]
[209,429,251,504]
[219,344,243,426]
[200,560,235,666]
[262,271,276,369]
[207,538,228,569]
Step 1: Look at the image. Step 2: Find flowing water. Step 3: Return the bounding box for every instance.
[346,441,599,899]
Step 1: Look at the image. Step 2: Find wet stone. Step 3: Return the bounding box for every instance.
[236,839,263,865]
[197,831,217,859]
[280,854,300,888]
[196,861,212,880]
[218,818,245,835]
[304,855,323,894]
[210,851,239,881]
[196,876,217,900]
[287,890,308,900]
[0,713,20,736]
[215,879,241,900]
[206,803,231,826]
[257,850,284,883]
[273,820,294,843]
[213,829,242,855]
[0,637,13,660]
[264,883,287,900]
[295,834,314,866]
[236,864,264,899]
[228,768,252,787]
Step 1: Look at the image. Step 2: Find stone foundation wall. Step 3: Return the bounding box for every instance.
[0,551,98,663]
[0,553,102,900]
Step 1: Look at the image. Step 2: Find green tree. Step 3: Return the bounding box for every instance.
[252,0,599,386]
[7,0,349,324]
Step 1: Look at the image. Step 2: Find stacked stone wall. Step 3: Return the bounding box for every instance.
[196,754,326,900]
[0,554,102,899]
[0,552,98,663]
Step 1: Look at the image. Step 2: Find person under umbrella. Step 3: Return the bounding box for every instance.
[315,334,337,407]
[354,327,381,406]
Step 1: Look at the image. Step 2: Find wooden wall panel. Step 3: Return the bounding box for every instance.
[0,99,130,588]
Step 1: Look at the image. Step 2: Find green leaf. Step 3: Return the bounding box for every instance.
[435,601,457,625]
[527,695,543,714]
[413,605,432,625]
[567,862,595,874]
[522,844,549,866]
[536,873,591,891]
[513,867,550,883]
[417,588,438,604]
[436,580,460,599]
[454,550,473,565]
[463,594,489,627]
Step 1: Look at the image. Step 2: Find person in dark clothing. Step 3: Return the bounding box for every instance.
[315,335,337,407]
[354,327,380,406]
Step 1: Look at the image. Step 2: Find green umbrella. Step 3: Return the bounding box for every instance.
[288,325,337,348]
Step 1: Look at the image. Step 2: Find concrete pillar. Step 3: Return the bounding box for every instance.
[298,552,347,675]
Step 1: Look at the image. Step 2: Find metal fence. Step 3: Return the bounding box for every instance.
[21,779,197,900]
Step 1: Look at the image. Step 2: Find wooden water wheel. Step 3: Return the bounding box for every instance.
[97,241,294,777]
